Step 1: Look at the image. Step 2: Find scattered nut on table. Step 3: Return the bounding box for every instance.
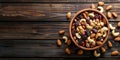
[65,48,71,54]
[114,37,120,41]
[109,24,115,30]
[77,50,84,55]
[108,41,112,48]
[112,12,118,18]
[56,39,62,46]
[62,36,68,43]
[107,12,112,19]
[118,22,120,27]
[66,12,71,19]
[111,50,119,56]
[90,3,95,9]
[97,6,104,13]
[101,47,106,53]
[106,5,112,11]
[67,40,71,46]
[112,30,120,37]
[98,1,104,6]
[94,50,101,57]
[58,30,65,35]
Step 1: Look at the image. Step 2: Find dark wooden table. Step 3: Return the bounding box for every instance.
[0,0,120,60]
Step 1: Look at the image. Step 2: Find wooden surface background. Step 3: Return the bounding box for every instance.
[0,0,120,59]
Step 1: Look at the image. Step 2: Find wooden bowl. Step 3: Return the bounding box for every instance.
[69,9,110,50]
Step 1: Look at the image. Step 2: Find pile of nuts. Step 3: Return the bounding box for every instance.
[71,10,109,48]
[56,1,120,57]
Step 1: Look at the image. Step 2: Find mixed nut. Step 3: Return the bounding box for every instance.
[71,10,108,48]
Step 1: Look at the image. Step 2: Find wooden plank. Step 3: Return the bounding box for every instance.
[0,0,120,3]
[0,21,118,39]
[1,3,120,21]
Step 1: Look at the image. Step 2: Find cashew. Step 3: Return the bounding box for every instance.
[86,43,90,48]
[89,13,95,18]
[86,24,93,30]
[80,19,86,23]
[90,20,95,27]
[98,6,104,13]
[112,30,120,37]
[109,24,115,30]
[62,36,68,43]
[103,32,107,37]
[100,22,104,26]
[94,50,101,57]
[87,36,96,45]
[100,27,108,33]
[77,26,85,34]
[75,33,81,39]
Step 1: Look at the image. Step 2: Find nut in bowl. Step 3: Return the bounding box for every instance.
[69,9,110,50]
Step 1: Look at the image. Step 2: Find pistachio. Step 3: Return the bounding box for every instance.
[117,22,120,27]
[65,48,71,54]
[56,39,62,46]
[98,6,104,13]
[112,12,118,18]
[97,41,103,46]
[114,37,120,41]
[108,41,112,48]
[101,47,106,53]
[107,12,112,19]
[106,5,112,11]
[111,50,119,56]
[66,12,71,19]
[90,3,96,9]
[77,50,84,55]
[58,30,65,35]
[98,1,104,6]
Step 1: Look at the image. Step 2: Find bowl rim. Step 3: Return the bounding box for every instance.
[69,8,110,50]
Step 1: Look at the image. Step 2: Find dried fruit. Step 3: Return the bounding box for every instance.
[114,37,120,41]
[107,12,112,19]
[58,30,65,35]
[65,48,71,54]
[118,22,120,27]
[112,12,118,18]
[66,12,71,19]
[90,3,95,9]
[106,5,112,11]
[111,50,119,56]
[108,41,112,48]
[56,39,62,46]
[77,50,83,55]
[96,41,102,46]
[101,47,106,53]
[98,1,104,6]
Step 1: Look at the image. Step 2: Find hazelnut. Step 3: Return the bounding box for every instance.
[117,22,120,27]
[111,50,119,56]
[77,50,84,55]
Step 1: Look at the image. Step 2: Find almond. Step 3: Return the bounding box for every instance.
[90,33,96,38]
[90,3,96,9]
[107,12,112,19]
[114,37,120,41]
[58,30,65,35]
[101,47,106,53]
[98,1,104,6]
[97,41,103,46]
[112,12,118,18]
[67,40,71,46]
[77,50,83,55]
[66,12,71,19]
[56,39,62,46]
[65,48,71,54]
[118,22,120,27]
[106,5,112,11]
[111,50,119,56]
[108,41,112,48]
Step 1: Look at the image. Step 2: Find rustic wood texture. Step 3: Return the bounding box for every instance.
[0,0,120,59]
